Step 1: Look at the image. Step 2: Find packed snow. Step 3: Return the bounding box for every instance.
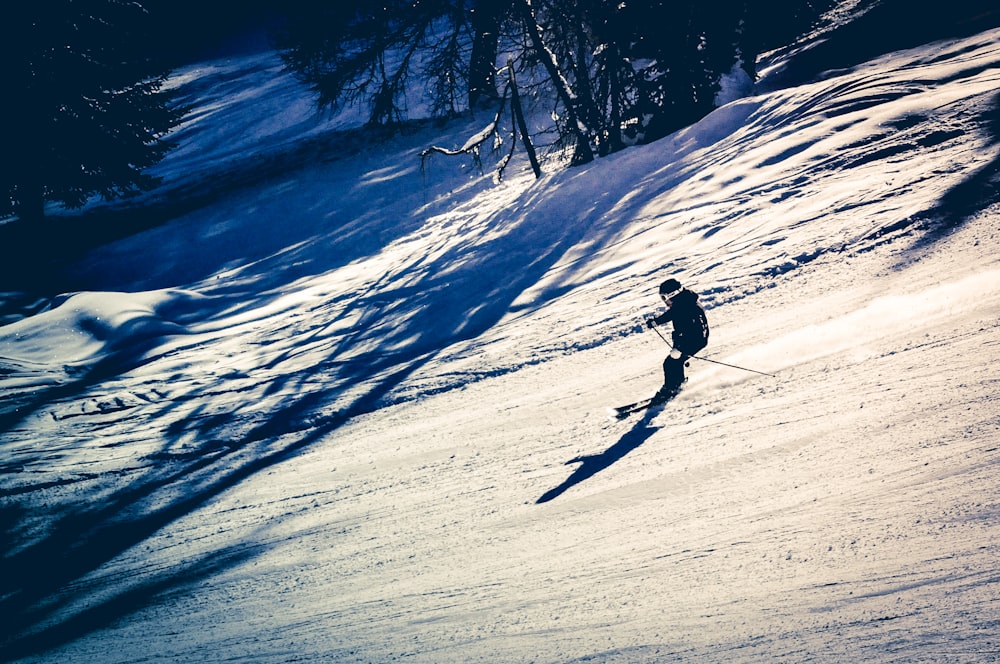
[2,24,999,664]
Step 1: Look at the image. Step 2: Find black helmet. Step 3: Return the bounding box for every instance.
[659,278,682,298]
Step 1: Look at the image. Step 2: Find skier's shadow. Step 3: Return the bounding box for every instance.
[536,406,663,504]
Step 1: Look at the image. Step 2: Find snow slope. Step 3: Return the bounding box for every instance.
[2,26,1000,664]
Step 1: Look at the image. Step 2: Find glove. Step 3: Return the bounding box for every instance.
[646,318,656,329]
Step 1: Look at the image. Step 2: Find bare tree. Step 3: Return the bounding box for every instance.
[277,1,499,125]
[279,0,836,169]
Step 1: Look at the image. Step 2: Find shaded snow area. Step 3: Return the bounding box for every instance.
[3,27,1000,664]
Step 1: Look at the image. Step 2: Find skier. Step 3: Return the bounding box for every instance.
[645,278,709,404]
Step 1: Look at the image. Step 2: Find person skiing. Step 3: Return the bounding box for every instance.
[645,278,709,403]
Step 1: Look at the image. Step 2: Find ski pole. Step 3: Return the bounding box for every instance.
[648,322,777,378]
[689,354,777,377]
[649,322,671,346]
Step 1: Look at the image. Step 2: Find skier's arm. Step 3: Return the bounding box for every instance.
[646,308,674,328]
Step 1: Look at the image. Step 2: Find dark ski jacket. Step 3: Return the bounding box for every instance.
[652,288,709,356]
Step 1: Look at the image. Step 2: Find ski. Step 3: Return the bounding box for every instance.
[608,397,661,420]
[608,387,683,420]
[608,399,648,418]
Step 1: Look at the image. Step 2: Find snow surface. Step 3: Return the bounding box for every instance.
[2,26,1000,664]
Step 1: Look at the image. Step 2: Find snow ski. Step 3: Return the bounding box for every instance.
[608,394,674,420]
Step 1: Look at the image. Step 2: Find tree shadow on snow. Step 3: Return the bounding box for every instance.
[871,91,1000,262]
[0,166,630,658]
[537,407,663,504]
[0,329,449,660]
[904,91,1000,250]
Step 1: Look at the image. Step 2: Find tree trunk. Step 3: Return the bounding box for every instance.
[569,2,600,145]
[509,66,542,179]
[599,43,627,155]
[468,0,505,109]
[512,0,594,165]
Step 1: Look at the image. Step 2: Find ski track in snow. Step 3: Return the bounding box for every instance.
[1,26,1000,664]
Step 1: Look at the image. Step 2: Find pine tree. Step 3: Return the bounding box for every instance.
[0,1,182,223]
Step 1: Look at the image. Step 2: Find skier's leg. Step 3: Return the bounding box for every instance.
[654,354,687,403]
[665,353,688,387]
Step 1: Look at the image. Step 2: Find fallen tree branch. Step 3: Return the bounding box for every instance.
[421,63,543,181]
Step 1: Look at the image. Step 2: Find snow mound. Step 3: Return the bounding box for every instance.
[0,290,198,368]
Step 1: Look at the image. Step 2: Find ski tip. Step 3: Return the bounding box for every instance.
[606,407,629,421]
